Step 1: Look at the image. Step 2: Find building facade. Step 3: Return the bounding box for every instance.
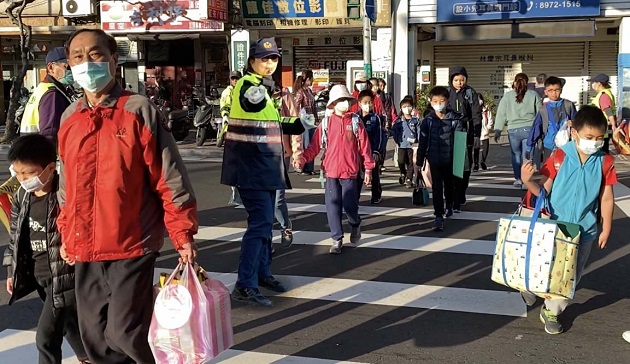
[393,0,630,117]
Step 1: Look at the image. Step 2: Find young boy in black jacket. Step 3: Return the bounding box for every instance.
[449,66,481,210]
[3,134,88,364]
[358,90,387,204]
[417,86,466,231]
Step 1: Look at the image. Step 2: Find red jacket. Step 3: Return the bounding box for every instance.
[303,113,375,179]
[57,85,198,262]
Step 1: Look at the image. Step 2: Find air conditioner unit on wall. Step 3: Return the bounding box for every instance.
[62,0,95,17]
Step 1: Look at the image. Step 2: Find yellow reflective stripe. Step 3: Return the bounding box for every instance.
[226,133,282,144]
[229,118,280,128]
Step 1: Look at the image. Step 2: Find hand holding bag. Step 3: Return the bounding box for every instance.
[149,263,233,363]
[412,175,431,207]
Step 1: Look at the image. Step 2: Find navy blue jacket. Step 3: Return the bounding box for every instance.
[392,116,420,148]
[416,109,466,167]
[360,113,387,155]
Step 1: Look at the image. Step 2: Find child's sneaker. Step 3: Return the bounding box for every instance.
[350,225,362,244]
[539,306,563,335]
[398,175,405,185]
[405,179,413,188]
[481,162,487,170]
[473,164,479,172]
[370,196,382,204]
[432,217,444,231]
[513,179,523,188]
[453,206,462,213]
[445,208,454,218]
[329,239,343,254]
[281,229,293,248]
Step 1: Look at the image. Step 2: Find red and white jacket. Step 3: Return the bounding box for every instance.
[57,85,198,262]
[303,113,375,179]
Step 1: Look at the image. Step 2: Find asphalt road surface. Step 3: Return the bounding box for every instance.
[1,143,630,363]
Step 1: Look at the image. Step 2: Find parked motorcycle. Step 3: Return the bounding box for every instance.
[314,84,334,122]
[151,93,192,142]
[193,87,221,147]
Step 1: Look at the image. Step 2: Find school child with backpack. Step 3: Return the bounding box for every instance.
[416,86,466,231]
[475,94,494,171]
[392,96,420,188]
[357,90,387,204]
[520,105,616,335]
[526,76,577,165]
[296,85,375,254]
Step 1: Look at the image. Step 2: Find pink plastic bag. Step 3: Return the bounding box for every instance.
[149,263,233,364]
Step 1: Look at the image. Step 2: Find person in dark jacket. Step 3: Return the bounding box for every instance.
[417,86,466,232]
[392,97,420,187]
[448,67,481,209]
[3,134,88,364]
[358,90,386,204]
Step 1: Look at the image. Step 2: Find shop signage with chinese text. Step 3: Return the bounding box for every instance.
[100,1,226,33]
[232,41,249,72]
[436,0,600,22]
[291,36,362,47]
[241,0,391,29]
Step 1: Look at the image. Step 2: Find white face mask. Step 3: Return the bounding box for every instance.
[356,83,368,91]
[575,135,604,155]
[402,107,413,115]
[71,61,113,94]
[335,100,349,113]
[20,168,51,193]
[432,103,446,113]
[360,103,371,113]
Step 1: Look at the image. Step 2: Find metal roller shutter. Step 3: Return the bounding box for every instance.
[294,46,363,85]
[434,43,585,106]
[588,41,618,104]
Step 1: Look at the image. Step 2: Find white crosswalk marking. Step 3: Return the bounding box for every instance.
[286,188,522,203]
[305,177,522,189]
[0,330,78,363]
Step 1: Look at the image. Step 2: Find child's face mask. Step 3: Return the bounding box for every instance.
[402,106,413,115]
[432,103,446,113]
[335,100,349,113]
[356,83,368,91]
[360,102,372,113]
[573,132,604,155]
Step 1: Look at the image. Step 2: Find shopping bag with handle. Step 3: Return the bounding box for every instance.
[491,189,581,300]
[149,263,233,364]
[412,174,430,207]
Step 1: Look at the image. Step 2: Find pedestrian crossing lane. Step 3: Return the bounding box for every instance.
[0,168,540,363]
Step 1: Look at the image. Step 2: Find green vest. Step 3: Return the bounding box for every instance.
[229,74,280,122]
[20,82,67,134]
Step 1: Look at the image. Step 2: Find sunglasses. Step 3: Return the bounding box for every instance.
[261,55,279,62]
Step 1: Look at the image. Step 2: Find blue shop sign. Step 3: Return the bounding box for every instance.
[242,0,325,18]
[437,0,601,22]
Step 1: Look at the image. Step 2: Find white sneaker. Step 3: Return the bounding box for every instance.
[623,331,630,343]
[513,179,523,188]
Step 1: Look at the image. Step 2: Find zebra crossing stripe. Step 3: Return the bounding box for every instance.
[304,178,520,190]
[286,188,522,203]
[153,269,526,318]
[0,329,369,364]
[240,203,505,222]
[189,226,495,256]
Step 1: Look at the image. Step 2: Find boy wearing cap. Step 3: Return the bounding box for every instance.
[589,73,617,153]
[296,85,375,254]
[20,47,75,146]
[222,38,315,307]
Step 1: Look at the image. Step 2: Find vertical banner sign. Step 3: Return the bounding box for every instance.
[365,0,376,23]
[232,41,248,73]
[231,29,250,73]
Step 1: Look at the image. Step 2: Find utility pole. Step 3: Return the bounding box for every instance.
[362,0,372,78]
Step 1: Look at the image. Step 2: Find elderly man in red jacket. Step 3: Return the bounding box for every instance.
[58,29,198,364]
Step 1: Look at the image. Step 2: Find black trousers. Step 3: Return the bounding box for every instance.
[75,254,157,364]
[371,157,382,200]
[397,148,414,181]
[429,163,454,217]
[473,139,490,165]
[454,171,471,209]
[36,280,87,364]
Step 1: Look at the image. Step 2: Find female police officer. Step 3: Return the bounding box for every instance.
[221,38,315,307]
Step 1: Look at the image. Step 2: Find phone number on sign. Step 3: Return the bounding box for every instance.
[537,1,583,9]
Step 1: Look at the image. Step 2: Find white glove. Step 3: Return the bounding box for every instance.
[300,113,317,129]
[243,85,266,104]
[9,164,16,178]
[222,115,229,124]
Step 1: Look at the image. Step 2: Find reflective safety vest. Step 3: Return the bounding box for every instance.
[227,74,283,145]
[20,82,68,134]
[592,88,616,137]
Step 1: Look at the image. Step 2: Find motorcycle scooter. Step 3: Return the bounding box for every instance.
[193,87,221,146]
